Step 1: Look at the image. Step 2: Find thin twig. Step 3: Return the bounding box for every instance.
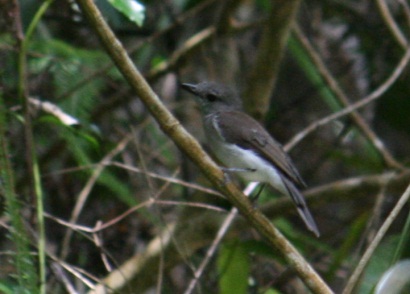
[184,183,258,294]
[112,161,224,197]
[60,135,132,260]
[185,208,238,294]
[44,199,225,234]
[293,25,404,169]
[92,221,113,272]
[398,0,410,28]
[286,30,410,155]
[51,262,79,294]
[342,181,410,294]
[146,26,216,80]
[44,161,223,197]
[58,0,217,100]
[75,1,333,292]
[49,258,98,290]
[376,0,408,48]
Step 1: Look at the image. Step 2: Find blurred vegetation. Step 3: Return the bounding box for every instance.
[1,0,410,293]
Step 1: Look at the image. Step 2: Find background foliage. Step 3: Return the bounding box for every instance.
[1,0,410,293]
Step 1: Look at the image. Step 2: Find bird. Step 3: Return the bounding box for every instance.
[181,81,320,237]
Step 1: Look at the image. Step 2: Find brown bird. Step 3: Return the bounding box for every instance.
[182,81,319,237]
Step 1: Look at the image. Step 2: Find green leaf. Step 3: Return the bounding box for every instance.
[107,0,145,26]
[359,236,401,294]
[288,35,341,112]
[375,260,410,294]
[0,283,14,294]
[218,241,250,294]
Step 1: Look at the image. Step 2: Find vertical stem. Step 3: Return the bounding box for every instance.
[17,1,55,292]
[243,0,302,120]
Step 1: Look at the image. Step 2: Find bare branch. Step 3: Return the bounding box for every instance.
[291,25,407,169]
[376,0,408,48]
[286,44,410,152]
[75,0,332,292]
[60,135,133,260]
[342,180,410,294]
[184,183,258,294]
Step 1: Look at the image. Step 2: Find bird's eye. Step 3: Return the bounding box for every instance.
[205,94,218,102]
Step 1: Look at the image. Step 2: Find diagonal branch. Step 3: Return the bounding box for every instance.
[285,44,410,152]
[75,0,332,293]
[293,25,405,169]
[342,180,410,294]
[376,0,408,48]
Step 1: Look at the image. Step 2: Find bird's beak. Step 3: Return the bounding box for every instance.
[180,83,198,95]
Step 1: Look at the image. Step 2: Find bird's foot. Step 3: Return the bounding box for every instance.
[249,183,266,202]
[221,170,232,185]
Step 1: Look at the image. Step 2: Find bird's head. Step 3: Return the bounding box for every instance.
[181,82,242,114]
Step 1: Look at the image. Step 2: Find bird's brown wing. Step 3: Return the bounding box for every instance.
[217,111,306,188]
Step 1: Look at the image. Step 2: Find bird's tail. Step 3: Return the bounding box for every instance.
[281,177,320,237]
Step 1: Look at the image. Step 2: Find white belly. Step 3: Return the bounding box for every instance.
[204,113,288,195]
[212,141,287,195]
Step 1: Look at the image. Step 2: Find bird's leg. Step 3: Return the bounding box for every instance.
[250,183,266,202]
[221,169,232,184]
